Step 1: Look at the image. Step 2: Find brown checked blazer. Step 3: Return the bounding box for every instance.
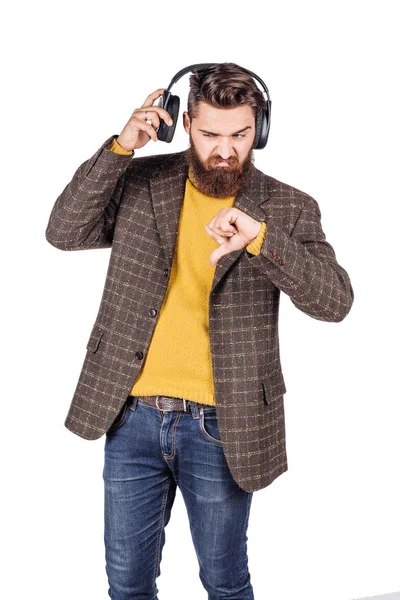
[45,134,354,493]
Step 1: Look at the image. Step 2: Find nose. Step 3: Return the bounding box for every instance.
[216,137,234,160]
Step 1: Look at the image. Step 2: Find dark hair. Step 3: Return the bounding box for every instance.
[187,62,266,120]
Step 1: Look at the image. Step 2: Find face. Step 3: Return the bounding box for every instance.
[183,101,256,198]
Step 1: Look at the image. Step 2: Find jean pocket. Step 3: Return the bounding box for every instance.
[198,407,223,447]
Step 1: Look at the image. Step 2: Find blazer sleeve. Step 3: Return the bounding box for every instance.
[45,134,134,251]
[245,197,354,322]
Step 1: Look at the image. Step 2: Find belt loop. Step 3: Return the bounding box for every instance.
[190,401,200,419]
[183,398,187,411]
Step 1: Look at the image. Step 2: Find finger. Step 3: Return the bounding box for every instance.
[205,225,226,244]
[135,108,171,130]
[216,223,236,235]
[141,89,166,108]
[210,247,225,266]
[133,118,158,142]
[214,230,235,238]
[205,224,235,239]
[135,106,173,126]
[218,220,237,233]
[134,109,162,130]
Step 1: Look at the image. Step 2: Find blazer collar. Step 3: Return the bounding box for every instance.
[150,150,270,293]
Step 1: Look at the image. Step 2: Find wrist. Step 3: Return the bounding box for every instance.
[116,136,133,152]
[246,221,267,255]
[250,221,262,243]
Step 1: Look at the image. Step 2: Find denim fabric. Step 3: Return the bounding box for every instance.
[103,396,254,600]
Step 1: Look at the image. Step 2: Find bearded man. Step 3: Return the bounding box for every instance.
[46,62,354,600]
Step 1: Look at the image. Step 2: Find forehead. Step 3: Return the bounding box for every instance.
[193,101,254,130]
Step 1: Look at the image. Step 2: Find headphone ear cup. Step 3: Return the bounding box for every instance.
[255,113,268,149]
[253,111,263,149]
[157,93,180,143]
[254,101,271,150]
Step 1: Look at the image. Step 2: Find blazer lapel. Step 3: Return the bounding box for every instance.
[150,150,270,293]
[150,152,189,268]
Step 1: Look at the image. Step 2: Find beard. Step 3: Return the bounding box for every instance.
[186,133,254,198]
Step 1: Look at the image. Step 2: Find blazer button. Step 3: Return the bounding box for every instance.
[149,308,157,317]
[135,351,144,360]
[164,268,169,277]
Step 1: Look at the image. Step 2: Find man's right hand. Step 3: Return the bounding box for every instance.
[116,89,174,151]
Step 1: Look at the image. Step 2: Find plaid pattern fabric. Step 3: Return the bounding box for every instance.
[45,134,354,492]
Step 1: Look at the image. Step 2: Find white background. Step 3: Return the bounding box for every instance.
[1,1,399,599]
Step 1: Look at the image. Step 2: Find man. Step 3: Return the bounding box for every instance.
[45,63,354,600]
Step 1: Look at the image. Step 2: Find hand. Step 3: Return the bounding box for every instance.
[116,89,174,151]
[205,208,262,266]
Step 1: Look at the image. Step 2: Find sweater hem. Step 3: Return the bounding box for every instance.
[130,385,216,406]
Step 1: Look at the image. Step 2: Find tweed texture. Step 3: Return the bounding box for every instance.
[45,134,354,492]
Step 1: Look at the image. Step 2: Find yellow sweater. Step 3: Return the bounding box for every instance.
[108,137,267,406]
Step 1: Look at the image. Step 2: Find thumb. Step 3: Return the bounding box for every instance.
[209,245,226,266]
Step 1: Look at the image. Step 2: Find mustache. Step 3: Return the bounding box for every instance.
[207,155,239,168]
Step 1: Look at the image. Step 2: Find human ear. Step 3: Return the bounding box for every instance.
[183,111,191,134]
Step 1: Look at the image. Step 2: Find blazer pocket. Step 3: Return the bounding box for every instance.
[86,324,105,353]
[262,371,287,405]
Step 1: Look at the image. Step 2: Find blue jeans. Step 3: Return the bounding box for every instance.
[103,395,254,600]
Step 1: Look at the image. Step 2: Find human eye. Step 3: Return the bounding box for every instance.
[233,133,245,138]
[203,133,216,137]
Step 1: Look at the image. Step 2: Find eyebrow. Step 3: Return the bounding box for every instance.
[198,125,252,136]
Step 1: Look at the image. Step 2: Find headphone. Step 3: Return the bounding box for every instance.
[156,63,272,149]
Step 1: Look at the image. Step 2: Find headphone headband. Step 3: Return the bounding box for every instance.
[165,63,271,103]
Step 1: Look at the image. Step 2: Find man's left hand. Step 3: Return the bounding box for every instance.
[205,208,262,266]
